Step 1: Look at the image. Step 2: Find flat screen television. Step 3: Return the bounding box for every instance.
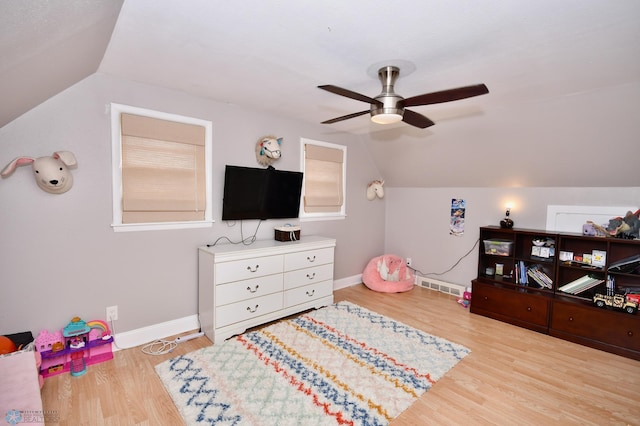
[221,165,303,220]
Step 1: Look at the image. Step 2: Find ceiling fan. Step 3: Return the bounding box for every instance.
[318,65,489,129]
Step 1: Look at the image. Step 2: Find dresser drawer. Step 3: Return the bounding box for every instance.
[216,255,283,284]
[216,293,283,328]
[284,247,334,271]
[551,301,640,351]
[215,274,283,306]
[472,281,550,327]
[284,263,334,290]
[285,280,333,307]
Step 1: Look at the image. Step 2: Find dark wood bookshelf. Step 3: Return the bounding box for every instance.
[471,226,640,361]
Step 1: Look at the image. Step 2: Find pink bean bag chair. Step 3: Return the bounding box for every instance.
[362,254,415,293]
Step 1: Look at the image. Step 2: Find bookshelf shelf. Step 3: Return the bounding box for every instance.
[471,226,640,361]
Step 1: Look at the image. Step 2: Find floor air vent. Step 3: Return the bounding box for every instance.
[417,276,467,297]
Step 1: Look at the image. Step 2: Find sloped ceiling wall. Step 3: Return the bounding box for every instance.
[1,0,639,187]
[0,0,124,126]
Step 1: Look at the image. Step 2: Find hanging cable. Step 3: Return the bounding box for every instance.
[409,238,479,277]
[206,220,263,247]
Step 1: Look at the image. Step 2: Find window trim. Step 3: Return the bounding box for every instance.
[110,103,213,232]
[299,138,346,221]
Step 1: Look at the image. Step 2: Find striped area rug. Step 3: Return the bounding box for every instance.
[156,301,470,425]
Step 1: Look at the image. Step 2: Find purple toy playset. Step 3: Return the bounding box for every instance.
[34,317,113,378]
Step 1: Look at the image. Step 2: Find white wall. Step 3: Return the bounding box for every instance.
[0,73,385,337]
[384,187,640,288]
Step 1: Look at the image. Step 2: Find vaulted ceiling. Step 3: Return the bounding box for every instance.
[2,1,639,187]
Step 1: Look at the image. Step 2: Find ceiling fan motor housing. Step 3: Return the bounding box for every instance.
[371,66,404,122]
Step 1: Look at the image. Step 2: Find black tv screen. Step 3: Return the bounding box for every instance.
[222,165,303,220]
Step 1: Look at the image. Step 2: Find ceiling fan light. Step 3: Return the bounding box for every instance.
[371,112,403,124]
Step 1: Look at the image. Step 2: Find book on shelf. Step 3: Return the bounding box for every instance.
[514,261,553,289]
[591,250,606,268]
[558,274,605,295]
[559,251,573,262]
[606,275,615,296]
[526,265,553,289]
[515,260,528,285]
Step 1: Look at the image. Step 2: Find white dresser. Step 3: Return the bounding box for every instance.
[198,235,336,344]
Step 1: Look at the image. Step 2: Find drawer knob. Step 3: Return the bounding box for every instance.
[628,331,634,337]
[307,255,316,263]
[306,289,315,297]
[306,272,316,280]
[247,285,259,293]
[527,307,532,312]
[247,265,259,273]
[246,304,259,313]
[569,316,574,321]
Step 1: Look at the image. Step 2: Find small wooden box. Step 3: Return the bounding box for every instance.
[274,227,300,242]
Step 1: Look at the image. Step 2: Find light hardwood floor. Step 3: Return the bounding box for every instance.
[41,284,640,425]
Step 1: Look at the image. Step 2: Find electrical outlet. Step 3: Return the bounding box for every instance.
[106,305,118,321]
[406,257,412,266]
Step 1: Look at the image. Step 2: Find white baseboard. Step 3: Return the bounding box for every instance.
[111,314,200,351]
[111,276,362,351]
[334,274,362,290]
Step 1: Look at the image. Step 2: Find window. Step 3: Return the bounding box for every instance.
[299,138,346,220]
[110,103,213,232]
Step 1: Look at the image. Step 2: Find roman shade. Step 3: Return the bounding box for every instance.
[120,113,206,223]
[303,143,344,213]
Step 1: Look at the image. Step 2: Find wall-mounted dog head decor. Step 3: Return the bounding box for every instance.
[255,135,282,167]
[367,179,385,200]
[1,151,77,194]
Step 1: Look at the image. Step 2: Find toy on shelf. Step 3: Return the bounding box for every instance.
[593,293,638,314]
[34,317,113,378]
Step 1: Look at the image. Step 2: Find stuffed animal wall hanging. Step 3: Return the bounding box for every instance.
[255,135,282,167]
[1,151,77,194]
[366,179,385,200]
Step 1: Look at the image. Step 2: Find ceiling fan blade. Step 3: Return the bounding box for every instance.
[318,85,382,105]
[402,109,435,129]
[401,84,489,108]
[321,110,370,124]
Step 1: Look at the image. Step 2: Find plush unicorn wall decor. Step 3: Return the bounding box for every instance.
[366,179,385,200]
[255,135,282,167]
[1,151,77,194]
